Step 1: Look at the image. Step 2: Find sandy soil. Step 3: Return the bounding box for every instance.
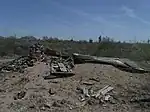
[0,62,150,112]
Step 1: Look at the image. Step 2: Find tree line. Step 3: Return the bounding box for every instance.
[0,35,150,61]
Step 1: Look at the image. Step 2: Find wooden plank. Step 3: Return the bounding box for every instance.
[95,85,113,98]
[95,85,109,98]
[58,63,67,72]
[101,86,114,95]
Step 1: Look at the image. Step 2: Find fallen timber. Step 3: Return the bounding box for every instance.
[72,53,150,73]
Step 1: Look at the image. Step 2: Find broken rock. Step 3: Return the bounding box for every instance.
[79,95,86,102]
[14,91,26,100]
[104,95,111,101]
[48,88,55,95]
[40,103,51,110]
[52,101,62,107]
[83,88,90,97]
[87,97,100,105]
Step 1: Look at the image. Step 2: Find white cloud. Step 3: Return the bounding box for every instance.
[50,0,106,24]
[121,6,136,18]
[72,10,123,28]
[49,0,123,28]
[121,6,150,25]
[71,9,89,17]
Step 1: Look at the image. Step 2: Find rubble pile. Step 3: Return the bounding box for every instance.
[77,85,115,105]
[28,43,45,62]
[0,43,75,74]
[46,56,75,78]
[41,54,75,79]
[0,43,46,73]
[0,56,32,73]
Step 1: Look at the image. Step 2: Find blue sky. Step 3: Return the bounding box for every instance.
[0,0,150,41]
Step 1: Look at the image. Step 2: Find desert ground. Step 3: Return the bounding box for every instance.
[0,59,150,112]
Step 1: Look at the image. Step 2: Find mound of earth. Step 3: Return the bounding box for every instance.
[0,61,150,112]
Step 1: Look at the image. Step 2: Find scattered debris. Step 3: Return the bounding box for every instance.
[101,86,114,95]
[40,103,51,110]
[14,91,26,100]
[83,88,90,97]
[48,80,59,83]
[79,95,86,102]
[52,100,63,107]
[89,77,100,82]
[29,105,35,109]
[1,43,150,74]
[130,97,150,103]
[0,89,5,92]
[77,85,114,106]
[58,63,67,72]
[82,81,94,85]
[87,97,100,105]
[0,43,150,112]
[104,95,111,101]
[48,88,55,95]
[0,43,45,73]
[49,56,75,77]
[95,85,113,98]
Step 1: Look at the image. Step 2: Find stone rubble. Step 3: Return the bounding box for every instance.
[0,43,74,74]
[0,43,45,73]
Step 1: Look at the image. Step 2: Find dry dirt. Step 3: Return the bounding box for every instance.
[0,62,150,112]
